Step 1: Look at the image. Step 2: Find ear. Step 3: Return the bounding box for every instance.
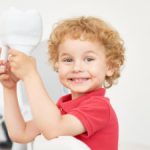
[106,66,114,77]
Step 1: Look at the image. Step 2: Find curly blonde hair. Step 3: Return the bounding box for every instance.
[48,16,125,88]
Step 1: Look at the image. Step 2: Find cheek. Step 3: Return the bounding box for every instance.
[89,65,106,78]
[58,63,71,73]
[58,66,69,80]
[58,70,69,88]
[89,67,100,75]
[58,65,68,75]
[58,70,65,80]
[58,73,66,86]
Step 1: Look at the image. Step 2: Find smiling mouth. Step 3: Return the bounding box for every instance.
[69,78,89,84]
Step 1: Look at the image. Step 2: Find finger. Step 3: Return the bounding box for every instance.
[8,53,18,63]
[8,54,13,62]
[9,62,17,73]
[0,65,7,73]
[8,49,22,56]
[0,60,4,65]
[0,59,9,67]
[0,74,9,80]
[5,61,11,70]
[9,60,16,67]
[0,59,8,64]
[0,60,7,67]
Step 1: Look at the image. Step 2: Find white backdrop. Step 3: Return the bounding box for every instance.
[0,0,150,148]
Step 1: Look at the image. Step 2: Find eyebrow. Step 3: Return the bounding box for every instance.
[59,53,71,57]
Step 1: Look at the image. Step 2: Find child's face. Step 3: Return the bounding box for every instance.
[57,39,112,99]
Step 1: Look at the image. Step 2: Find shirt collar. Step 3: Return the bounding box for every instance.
[57,88,106,112]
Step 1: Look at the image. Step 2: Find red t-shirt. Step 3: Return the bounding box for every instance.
[57,88,118,150]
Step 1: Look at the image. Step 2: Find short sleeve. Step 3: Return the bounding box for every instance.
[68,97,110,137]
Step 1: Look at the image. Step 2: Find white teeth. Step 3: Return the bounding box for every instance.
[70,78,88,83]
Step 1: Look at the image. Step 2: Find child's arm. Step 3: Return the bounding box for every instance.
[23,72,86,139]
[0,60,40,143]
[3,87,40,143]
[8,49,86,140]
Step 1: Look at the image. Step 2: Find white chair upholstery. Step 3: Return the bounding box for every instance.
[33,135,90,150]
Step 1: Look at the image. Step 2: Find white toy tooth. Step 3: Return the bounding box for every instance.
[0,7,42,56]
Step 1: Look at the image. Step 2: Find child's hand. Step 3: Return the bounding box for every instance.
[8,49,37,80]
[0,60,18,89]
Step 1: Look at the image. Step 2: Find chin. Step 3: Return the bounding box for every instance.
[71,87,93,94]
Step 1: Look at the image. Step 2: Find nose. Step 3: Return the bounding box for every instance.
[72,60,84,72]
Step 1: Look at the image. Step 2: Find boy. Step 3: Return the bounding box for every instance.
[0,16,125,150]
